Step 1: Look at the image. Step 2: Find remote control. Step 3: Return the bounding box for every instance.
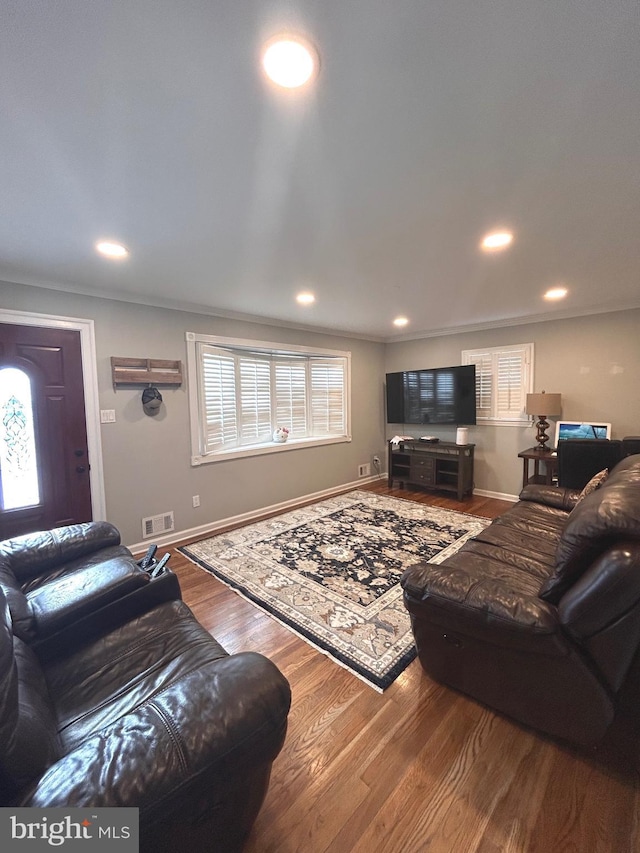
[138,544,157,569]
[150,552,171,578]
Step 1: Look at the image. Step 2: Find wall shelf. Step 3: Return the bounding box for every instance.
[111,357,183,388]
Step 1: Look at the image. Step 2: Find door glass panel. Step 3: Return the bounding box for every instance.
[0,367,40,509]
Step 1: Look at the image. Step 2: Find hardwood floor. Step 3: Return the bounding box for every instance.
[169,481,640,852]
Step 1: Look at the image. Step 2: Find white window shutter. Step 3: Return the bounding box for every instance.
[495,350,526,419]
[200,346,238,450]
[310,360,346,435]
[465,352,493,418]
[239,356,272,443]
[274,360,307,437]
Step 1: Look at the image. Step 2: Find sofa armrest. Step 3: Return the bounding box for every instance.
[0,522,122,584]
[401,556,561,654]
[559,542,640,640]
[20,652,291,811]
[559,542,640,692]
[518,483,580,511]
[28,556,150,640]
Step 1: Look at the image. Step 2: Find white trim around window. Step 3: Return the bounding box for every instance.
[186,332,352,464]
[462,342,534,425]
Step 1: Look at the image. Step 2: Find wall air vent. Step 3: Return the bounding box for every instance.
[142,511,175,539]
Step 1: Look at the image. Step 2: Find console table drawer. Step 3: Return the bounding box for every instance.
[411,457,434,473]
[410,456,435,485]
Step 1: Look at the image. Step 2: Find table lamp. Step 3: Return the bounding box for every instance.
[526,391,562,450]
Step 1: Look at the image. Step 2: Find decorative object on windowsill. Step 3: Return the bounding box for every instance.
[525,391,562,450]
[273,427,289,443]
[142,386,163,416]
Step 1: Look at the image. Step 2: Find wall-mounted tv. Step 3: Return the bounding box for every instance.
[385,364,476,426]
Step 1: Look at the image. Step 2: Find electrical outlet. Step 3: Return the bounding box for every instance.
[358,463,371,477]
[192,495,200,507]
[372,455,381,467]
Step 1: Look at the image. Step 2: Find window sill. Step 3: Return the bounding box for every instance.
[477,418,530,427]
[191,434,351,465]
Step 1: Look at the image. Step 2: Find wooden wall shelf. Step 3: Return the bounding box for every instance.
[111,357,183,388]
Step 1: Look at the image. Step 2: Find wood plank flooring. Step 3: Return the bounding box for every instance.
[168,481,640,852]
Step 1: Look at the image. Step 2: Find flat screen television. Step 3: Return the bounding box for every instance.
[385,364,476,425]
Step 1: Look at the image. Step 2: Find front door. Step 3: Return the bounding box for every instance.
[0,323,92,539]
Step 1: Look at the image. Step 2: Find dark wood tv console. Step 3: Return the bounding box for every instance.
[388,440,475,501]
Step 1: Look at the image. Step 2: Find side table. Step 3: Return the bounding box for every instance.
[518,447,558,489]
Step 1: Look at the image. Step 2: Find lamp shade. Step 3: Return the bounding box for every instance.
[525,392,562,417]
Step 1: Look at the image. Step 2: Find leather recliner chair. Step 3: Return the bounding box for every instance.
[0,527,291,852]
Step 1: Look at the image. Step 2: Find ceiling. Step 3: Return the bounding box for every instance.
[1,1,639,342]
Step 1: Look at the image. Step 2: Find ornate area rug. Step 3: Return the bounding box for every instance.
[179,491,489,691]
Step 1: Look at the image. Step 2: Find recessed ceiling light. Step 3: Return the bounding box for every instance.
[95,240,129,259]
[544,286,568,301]
[262,35,319,89]
[393,316,409,327]
[296,292,315,305]
[481,231,514,251]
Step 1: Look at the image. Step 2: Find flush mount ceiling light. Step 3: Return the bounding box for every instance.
[480,231,514,252]
[296,291,315,305]
[262,34,319,89]
[95,240,129,259]
[393,316,409,328]
[544,286,568,301]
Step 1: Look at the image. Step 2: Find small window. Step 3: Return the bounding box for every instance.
[462,343,533,425]
[0,366,40,509]
[187,333,351,464]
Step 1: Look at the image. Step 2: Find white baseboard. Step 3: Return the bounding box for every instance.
[472,488,519,503]
[128,474,383,554]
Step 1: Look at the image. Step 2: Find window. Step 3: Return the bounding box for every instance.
[0,366,40,509]
[462,343,533,424]
[187,333,351,464]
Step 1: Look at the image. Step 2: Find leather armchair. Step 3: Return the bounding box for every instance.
[0,584,291,852]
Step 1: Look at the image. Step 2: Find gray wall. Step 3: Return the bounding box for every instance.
[1,281,387,545]
[384,309,640,498]
[3,279,638,537]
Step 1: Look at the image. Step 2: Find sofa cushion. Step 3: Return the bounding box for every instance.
[43,599,230,753]
[539,456,640,603]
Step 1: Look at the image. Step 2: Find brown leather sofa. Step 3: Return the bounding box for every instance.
[0,524,291,852]
[401,454,640,754]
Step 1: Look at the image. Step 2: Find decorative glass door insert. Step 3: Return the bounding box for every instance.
[0,367,41,510]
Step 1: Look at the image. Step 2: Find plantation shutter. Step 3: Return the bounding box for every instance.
[462,344,532,423]
[310,359,346,435]
[239,355,272,443]
[274,360,308,437]
[200,346,238,450]
[495,349,527,419]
